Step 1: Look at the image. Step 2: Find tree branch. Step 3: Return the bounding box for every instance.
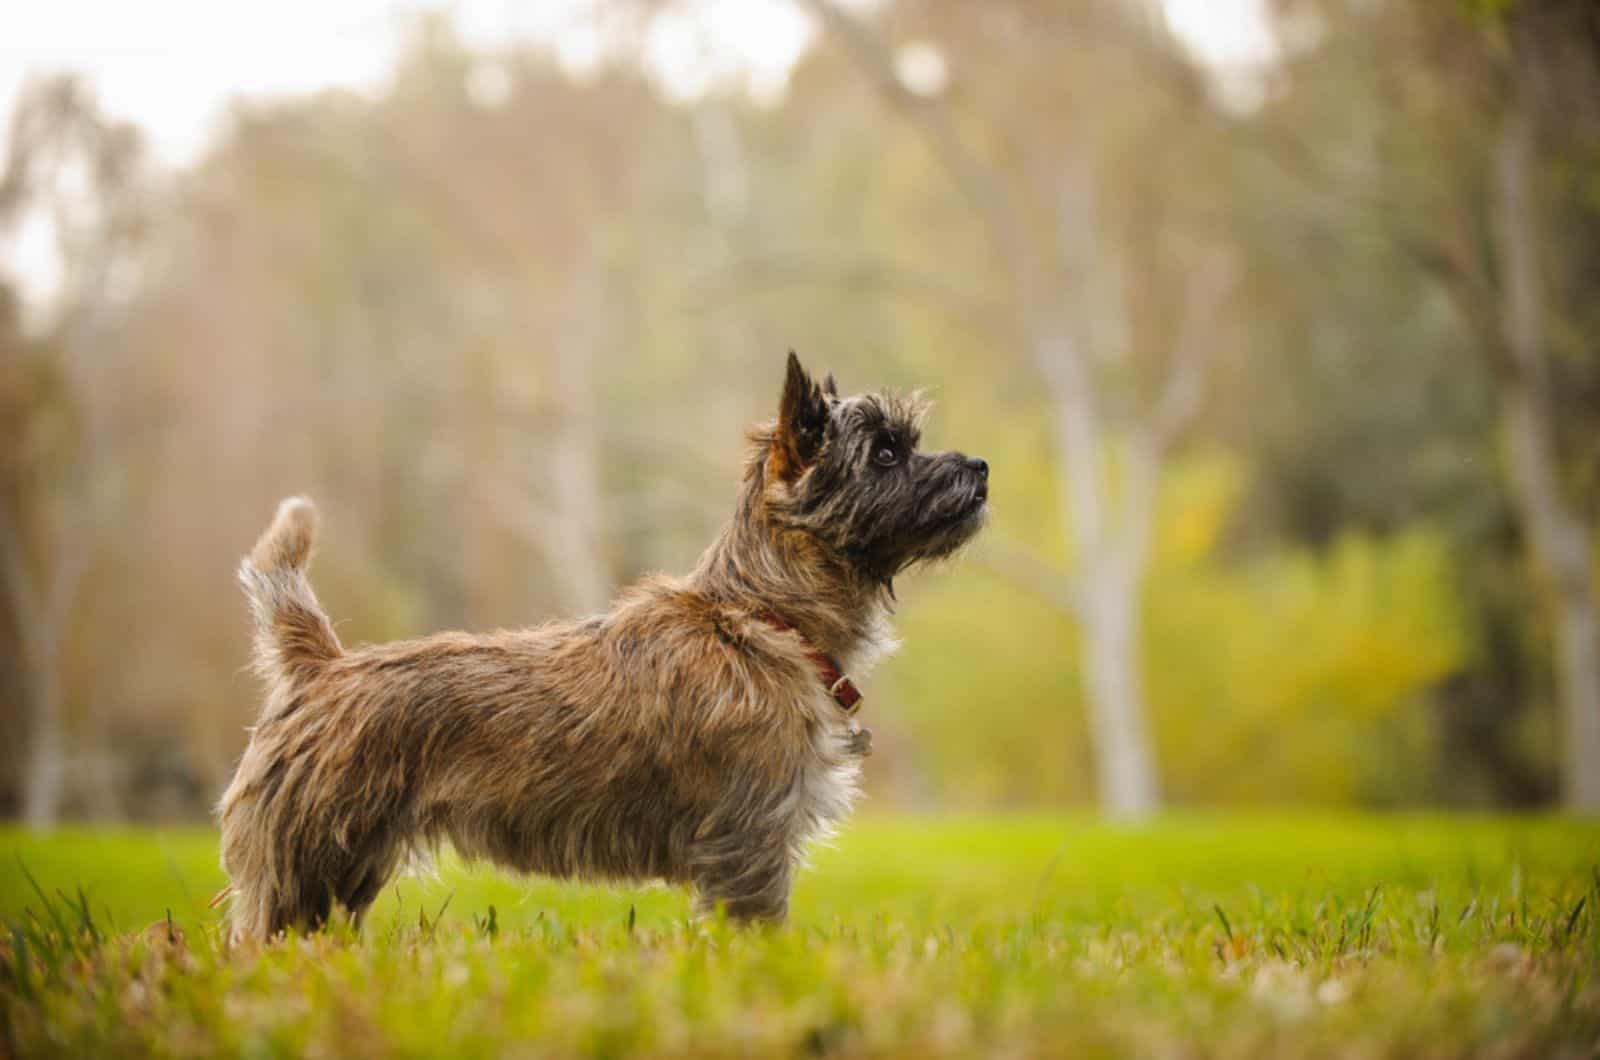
[1145,252,1239,456]
[799,0,1039,311]
[682,251,1014,345]
[974,536,1081,618]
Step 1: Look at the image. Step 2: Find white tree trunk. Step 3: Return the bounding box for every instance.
[22,663,65,828]
[547,244,612,616]
[1494,75,1600,812]
[1044,350,1163,820]
[3,523,72,829]
[1555,585,1600,810]
[1079,561,1160,817]
[1504,391,1600,812]
[1503,388,1600,811]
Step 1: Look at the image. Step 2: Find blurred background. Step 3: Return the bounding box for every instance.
[2,0,1597,827]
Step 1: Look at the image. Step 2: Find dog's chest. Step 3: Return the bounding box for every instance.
[786,631,892,837]
[789,708,863,840]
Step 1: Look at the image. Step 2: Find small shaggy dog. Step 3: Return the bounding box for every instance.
[218,353,988,938]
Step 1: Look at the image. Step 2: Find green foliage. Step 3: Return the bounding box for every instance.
[889,453,1469,806]
[1150,517,1468,805]
[1462,0,1519,21]
[2,816,1597,1057]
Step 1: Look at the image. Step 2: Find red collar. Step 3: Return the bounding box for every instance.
[757,610,863,715]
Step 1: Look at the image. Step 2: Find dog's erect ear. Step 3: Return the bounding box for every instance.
[773,350,830,482]
[821,372,838,398]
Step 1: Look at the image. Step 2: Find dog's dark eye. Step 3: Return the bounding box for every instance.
[873,444,899,467]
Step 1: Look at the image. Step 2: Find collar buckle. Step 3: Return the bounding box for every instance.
[757,609,864,717]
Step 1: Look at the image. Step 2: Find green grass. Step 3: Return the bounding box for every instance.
[3,814,1598,1057]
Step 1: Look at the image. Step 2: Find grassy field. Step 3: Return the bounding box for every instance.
[2,813,1598,1057]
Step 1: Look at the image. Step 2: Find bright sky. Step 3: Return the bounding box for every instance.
[0,0,831,165]
[0,0,1273,301]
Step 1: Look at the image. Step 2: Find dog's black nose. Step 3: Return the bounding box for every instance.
[964,456,989,479]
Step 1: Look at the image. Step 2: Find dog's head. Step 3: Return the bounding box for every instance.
[757,351,988,587]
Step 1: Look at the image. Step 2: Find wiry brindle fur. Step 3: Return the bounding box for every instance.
[218,353,988,940]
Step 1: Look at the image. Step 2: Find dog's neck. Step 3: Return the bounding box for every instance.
[689,467,892,672]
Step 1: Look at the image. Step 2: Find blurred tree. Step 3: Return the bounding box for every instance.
[803,0,1240,817]
[0,75,149,826]
[1485,1,1600,811]
[1263,0,1600,809]
[0,280,53,818]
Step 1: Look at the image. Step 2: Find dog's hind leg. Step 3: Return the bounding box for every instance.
[332,844,401,927]
[273,856,387,936]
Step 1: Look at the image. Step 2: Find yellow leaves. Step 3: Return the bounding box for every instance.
[1249,530,1467,723]
[1149,513,1468,803]
[1154,453,1248,565]
[890,432,1471,806]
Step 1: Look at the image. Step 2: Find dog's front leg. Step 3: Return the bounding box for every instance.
[844,723,873,757]
[688,833,793,924]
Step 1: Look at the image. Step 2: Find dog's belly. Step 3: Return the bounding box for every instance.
[434,720,862,889]
[435,760,695,885]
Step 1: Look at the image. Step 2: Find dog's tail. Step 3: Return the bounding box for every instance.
[239,496,342,688]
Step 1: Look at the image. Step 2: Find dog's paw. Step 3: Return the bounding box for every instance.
[845,726,873,757]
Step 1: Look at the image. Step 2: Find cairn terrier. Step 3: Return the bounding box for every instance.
[218,353,988,938]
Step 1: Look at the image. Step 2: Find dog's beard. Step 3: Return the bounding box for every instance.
[833,483,988,585]
[904,486,988,566]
